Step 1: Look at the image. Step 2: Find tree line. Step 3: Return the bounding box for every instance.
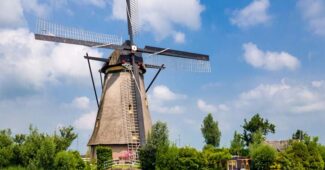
[139,113,325,170]
[1,113,325,169]
[0,125,88,170]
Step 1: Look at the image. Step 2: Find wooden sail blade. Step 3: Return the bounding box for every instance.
[143,53,211,72]
[140,46,209,61]
[35,19,123,49]
[126,0,139,43]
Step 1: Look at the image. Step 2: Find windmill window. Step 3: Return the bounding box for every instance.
[128,104,132,113]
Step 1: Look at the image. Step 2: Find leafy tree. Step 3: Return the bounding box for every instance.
[177,147,203,170]
[20,126,44,167]
[0,129,13,168]
[242,114,275,146]
[250,143,277,170]
[292,129,310,141]
[71,151,86,170]
[155,145,179,170]
[54,151,77,170]
[54,126,77,153]
[201,113,221,147]
[273,138,324,170]
[35,136,56,169]
[139,121,169,170]
[202,145,232,170]
[230,131,245,156]
[139,142,157,170]
[96,146,112,170]
[149,121,169,147]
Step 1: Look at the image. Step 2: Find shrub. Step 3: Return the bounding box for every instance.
[54,151,77,170]
[250,144,276,170]
[96,146,112,170]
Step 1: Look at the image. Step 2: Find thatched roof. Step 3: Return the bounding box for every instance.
[265,140,290,152]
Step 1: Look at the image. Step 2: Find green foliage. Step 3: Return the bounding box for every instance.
[35,136,56,169]
[54,126,78,153]
[0,125,80,169]
[54,151,77,170]
[292,129,310,141]
[242,114,275,146]
[139,121,169,170]
[155,145,179,170]
[139,143,157,170]
[273,137,324,170]
[71,151,86,170]
[149,121,169,147]
[202,145,232,170]
[201,113,221,147]
[230,131,245,156]
[250,143,276,170]
[96,146,112,170]
[177,146,203,170]
[0,129,14,168]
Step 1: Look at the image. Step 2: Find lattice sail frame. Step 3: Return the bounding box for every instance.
[127,0,140,37]
[36,19,123,46]
[143,54,211,72]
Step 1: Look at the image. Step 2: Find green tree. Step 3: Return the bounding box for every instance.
[0,129,13,168]
[242,114,275,146]
[155,145,179,170]
[96,146,112,170]
[149,121,169,147]
[54,151,77,170]
[20,126,44,167]
[54,126,77,153]
[250,143,277,170]
[201,113,221,147]
[35,136,56,169]
[202,145,232,170]
[230,131,245,156]
[139,121,169,170]
[292,129,310,141]
[177,147,203,170]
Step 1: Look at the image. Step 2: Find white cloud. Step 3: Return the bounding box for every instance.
[21,0,49,17]
[297,0,325,36]
[243,42,300,71]
[152,85,186,101]
[231,0,271,28]
[76,0,106,8]
[0,28,102,91]
[72,96,90,109]
[235,80,325,114]
[0,0,25,28]
[74,111,97,130]
[111,0,204,40]
[149,85,186,114]
[197,99,229,113]
[173,32,186,44]
[312,80,325,88]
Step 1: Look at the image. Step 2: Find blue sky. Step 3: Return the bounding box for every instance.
[1,0,325,154]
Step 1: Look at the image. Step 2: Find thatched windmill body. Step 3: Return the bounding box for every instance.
[34,0,210,162]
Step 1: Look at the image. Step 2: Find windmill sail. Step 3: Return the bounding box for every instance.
[126,0,139,43]
[35,19,123,49]
[140,46,211,72]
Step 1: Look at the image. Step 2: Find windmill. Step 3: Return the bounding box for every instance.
[34,0,210,163]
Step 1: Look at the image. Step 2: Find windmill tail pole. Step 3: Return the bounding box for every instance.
[85,53,100,108]
[146,64,164,93]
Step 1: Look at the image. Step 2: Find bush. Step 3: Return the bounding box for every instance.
[0,129,14,168]
[54,151,77,170]
[96,146,112,170]
[202,145,232,170]
[139,143,157,170]
[250,144,276,170]
[155,145,179,170]
[177,146,203,170]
